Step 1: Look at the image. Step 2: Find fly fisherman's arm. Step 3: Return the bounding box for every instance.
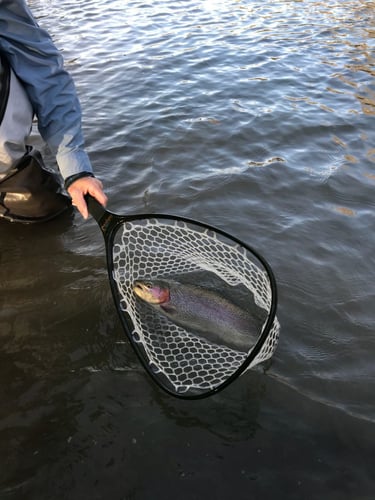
[0,0,107,218]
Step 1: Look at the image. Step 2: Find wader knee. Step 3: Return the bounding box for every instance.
[0,53,71,223]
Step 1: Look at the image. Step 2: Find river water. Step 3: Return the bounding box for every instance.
[1,0,374,498]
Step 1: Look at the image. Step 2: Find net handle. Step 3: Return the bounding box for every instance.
[85,194,117,235]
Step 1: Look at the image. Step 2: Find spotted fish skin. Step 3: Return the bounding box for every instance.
[133,279,258,351]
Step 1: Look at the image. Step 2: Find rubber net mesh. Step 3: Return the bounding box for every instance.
[112,218,279,394]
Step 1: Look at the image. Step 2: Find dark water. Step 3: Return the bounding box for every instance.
[1,0,374,498]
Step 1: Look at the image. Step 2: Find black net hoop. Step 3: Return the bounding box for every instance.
[109,215,279,397]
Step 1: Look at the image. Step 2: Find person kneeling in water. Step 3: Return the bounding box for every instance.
[0,0,107,223]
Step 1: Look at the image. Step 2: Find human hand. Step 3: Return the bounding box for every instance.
[67,176,108,219]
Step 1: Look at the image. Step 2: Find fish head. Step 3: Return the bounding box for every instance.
[133,280,170,304]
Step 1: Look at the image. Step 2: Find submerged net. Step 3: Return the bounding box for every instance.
[112,217,279,395]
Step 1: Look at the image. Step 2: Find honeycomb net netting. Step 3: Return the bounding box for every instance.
[112,217,279,394]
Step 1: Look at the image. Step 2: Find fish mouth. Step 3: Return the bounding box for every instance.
[133,280,170,304]
[133,280,151,299]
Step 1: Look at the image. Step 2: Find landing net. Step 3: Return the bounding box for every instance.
[112,217,279,394]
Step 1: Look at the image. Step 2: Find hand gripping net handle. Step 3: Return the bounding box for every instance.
[111,216,279,396]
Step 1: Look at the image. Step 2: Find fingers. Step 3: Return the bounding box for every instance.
[87,178,108,206]
[71,190,89,219]
[67,176,108,219]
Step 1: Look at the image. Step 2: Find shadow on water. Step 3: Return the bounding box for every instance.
[0,217,338,500]
[2,352,375,500]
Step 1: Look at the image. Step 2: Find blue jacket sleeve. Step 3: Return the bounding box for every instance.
[0,0,93,179]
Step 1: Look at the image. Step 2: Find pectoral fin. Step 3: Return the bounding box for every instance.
[160,303,177,316]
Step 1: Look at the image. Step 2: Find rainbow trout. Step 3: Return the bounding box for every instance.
[133,279,258,351]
